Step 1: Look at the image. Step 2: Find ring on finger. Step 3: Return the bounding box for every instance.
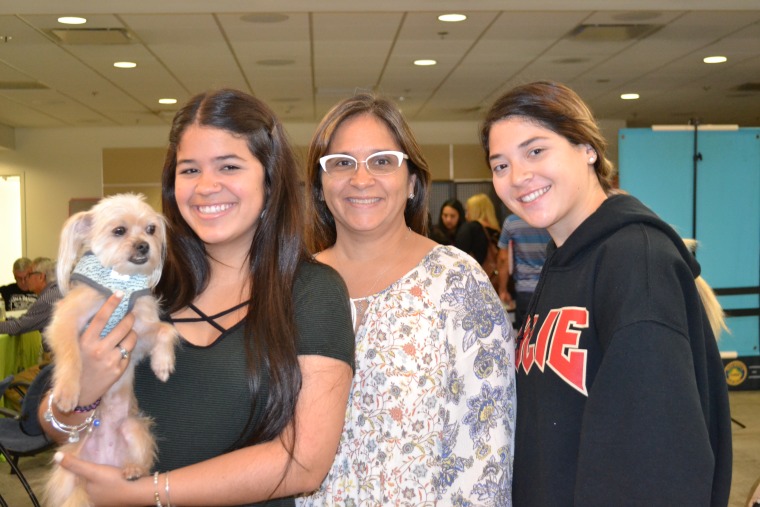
[118,345,130,360]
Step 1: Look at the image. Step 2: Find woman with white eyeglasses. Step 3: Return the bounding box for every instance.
[299,93,516,506]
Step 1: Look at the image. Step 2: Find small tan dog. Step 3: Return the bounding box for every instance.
[44,193,178,507]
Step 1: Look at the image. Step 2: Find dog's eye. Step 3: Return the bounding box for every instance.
[113,226,126,236]
[146,224,156,235]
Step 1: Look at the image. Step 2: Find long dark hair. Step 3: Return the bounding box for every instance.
[480,81,616,193]
[433,199,465,244]
[157,89,307,451]
[305,93,431,253]
[437,199,465,231]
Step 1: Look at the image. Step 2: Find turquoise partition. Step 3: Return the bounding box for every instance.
[619,128,760,388]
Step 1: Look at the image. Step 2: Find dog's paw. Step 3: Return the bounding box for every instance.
[150,349,175,383]
[53,383,80,413]
[122,463,149,481]
[158,322,180,346]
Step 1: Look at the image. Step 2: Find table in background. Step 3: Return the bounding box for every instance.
[0,331,43,381]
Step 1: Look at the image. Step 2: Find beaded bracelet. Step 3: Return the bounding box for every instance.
[44,393,99,443]
[154,471,163,507]
[73,398,101,413]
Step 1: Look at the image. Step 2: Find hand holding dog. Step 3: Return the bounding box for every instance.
[54,451,143,507]
[40,292,138,446]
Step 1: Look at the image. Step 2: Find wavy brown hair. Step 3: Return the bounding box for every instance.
[480,81,616,194]
[305,93,431,253]
[157,89,307,453]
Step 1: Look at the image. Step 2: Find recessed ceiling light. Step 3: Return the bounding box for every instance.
[58,16,87,25]
[414,59,437,66]
[158,98,177,105]
[438,14,467,23]
[703,56,727,64]
[113,61,137,69]
[621,93,640,100]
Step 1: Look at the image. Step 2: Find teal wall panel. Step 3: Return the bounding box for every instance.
[618,129,694,237]
[619,128,760,358]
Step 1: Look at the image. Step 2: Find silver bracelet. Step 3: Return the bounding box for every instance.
[44,393,99,443]
[165,471,172,507]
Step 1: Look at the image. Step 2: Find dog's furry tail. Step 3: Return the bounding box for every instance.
[44,459,92,507]
[682,239,730,339]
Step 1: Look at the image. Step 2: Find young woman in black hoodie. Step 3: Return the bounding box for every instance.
[481,81,732,507]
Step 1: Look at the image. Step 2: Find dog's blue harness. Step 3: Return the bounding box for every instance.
[70,252,152,336]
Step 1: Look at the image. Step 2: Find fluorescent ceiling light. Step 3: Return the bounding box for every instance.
[158,98,177,105]
[113,61,136,69]
[703,56,727,64]
[621,93,640,100]
[438,14,467,22]
[58,17,87,25]
[414,59,437,66]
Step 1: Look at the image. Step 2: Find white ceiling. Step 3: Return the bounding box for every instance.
[0,0,758,129]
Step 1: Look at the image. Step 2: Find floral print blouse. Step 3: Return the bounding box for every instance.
[300,245,515,506]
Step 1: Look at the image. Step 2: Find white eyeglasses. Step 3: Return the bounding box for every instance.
[319,150,409,176]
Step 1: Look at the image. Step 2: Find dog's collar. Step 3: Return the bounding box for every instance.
[71,252,153,337]
[79,251,145,282]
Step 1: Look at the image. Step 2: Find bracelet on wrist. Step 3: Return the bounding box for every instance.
[73,398,102,413]
[154,471,164,507]
[44,393,100,443]
[165,471,172,507]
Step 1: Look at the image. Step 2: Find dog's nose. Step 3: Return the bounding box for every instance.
[135,242,149,255]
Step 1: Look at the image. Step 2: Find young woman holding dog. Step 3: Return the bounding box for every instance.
[42,89,355,506]
[481,81,732,506]
[298,93,515,505]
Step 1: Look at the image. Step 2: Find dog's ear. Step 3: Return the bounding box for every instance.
[147,213,169,288]
[57,211,94,294]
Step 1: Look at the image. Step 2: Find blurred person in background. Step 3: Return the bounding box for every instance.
[429,198,466,245]
[0,257,60,339]
[0,256,38,311]
[496,214,551,329]
[455,193,501,265]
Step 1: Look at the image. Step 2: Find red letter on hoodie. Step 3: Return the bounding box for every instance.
[546,307,589,396]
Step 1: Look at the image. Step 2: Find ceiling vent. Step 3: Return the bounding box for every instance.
[735,82,760,92]
[49,28,132,45]
[0,81,47,90]
[567,24,662,42]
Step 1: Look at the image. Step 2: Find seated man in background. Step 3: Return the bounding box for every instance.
[0,257,38,311]
[1,257,62,411]
[0,257,61,340]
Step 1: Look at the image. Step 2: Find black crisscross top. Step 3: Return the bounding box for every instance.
[169,300,250,333]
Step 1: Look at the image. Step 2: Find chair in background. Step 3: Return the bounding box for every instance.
[0,375,13,413]
[0,364,55,507]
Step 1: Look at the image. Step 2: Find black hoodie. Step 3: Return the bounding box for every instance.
[512,194,732,506]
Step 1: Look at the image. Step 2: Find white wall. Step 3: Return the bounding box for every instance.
[0,125,168,258]
[0,175,22,285]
